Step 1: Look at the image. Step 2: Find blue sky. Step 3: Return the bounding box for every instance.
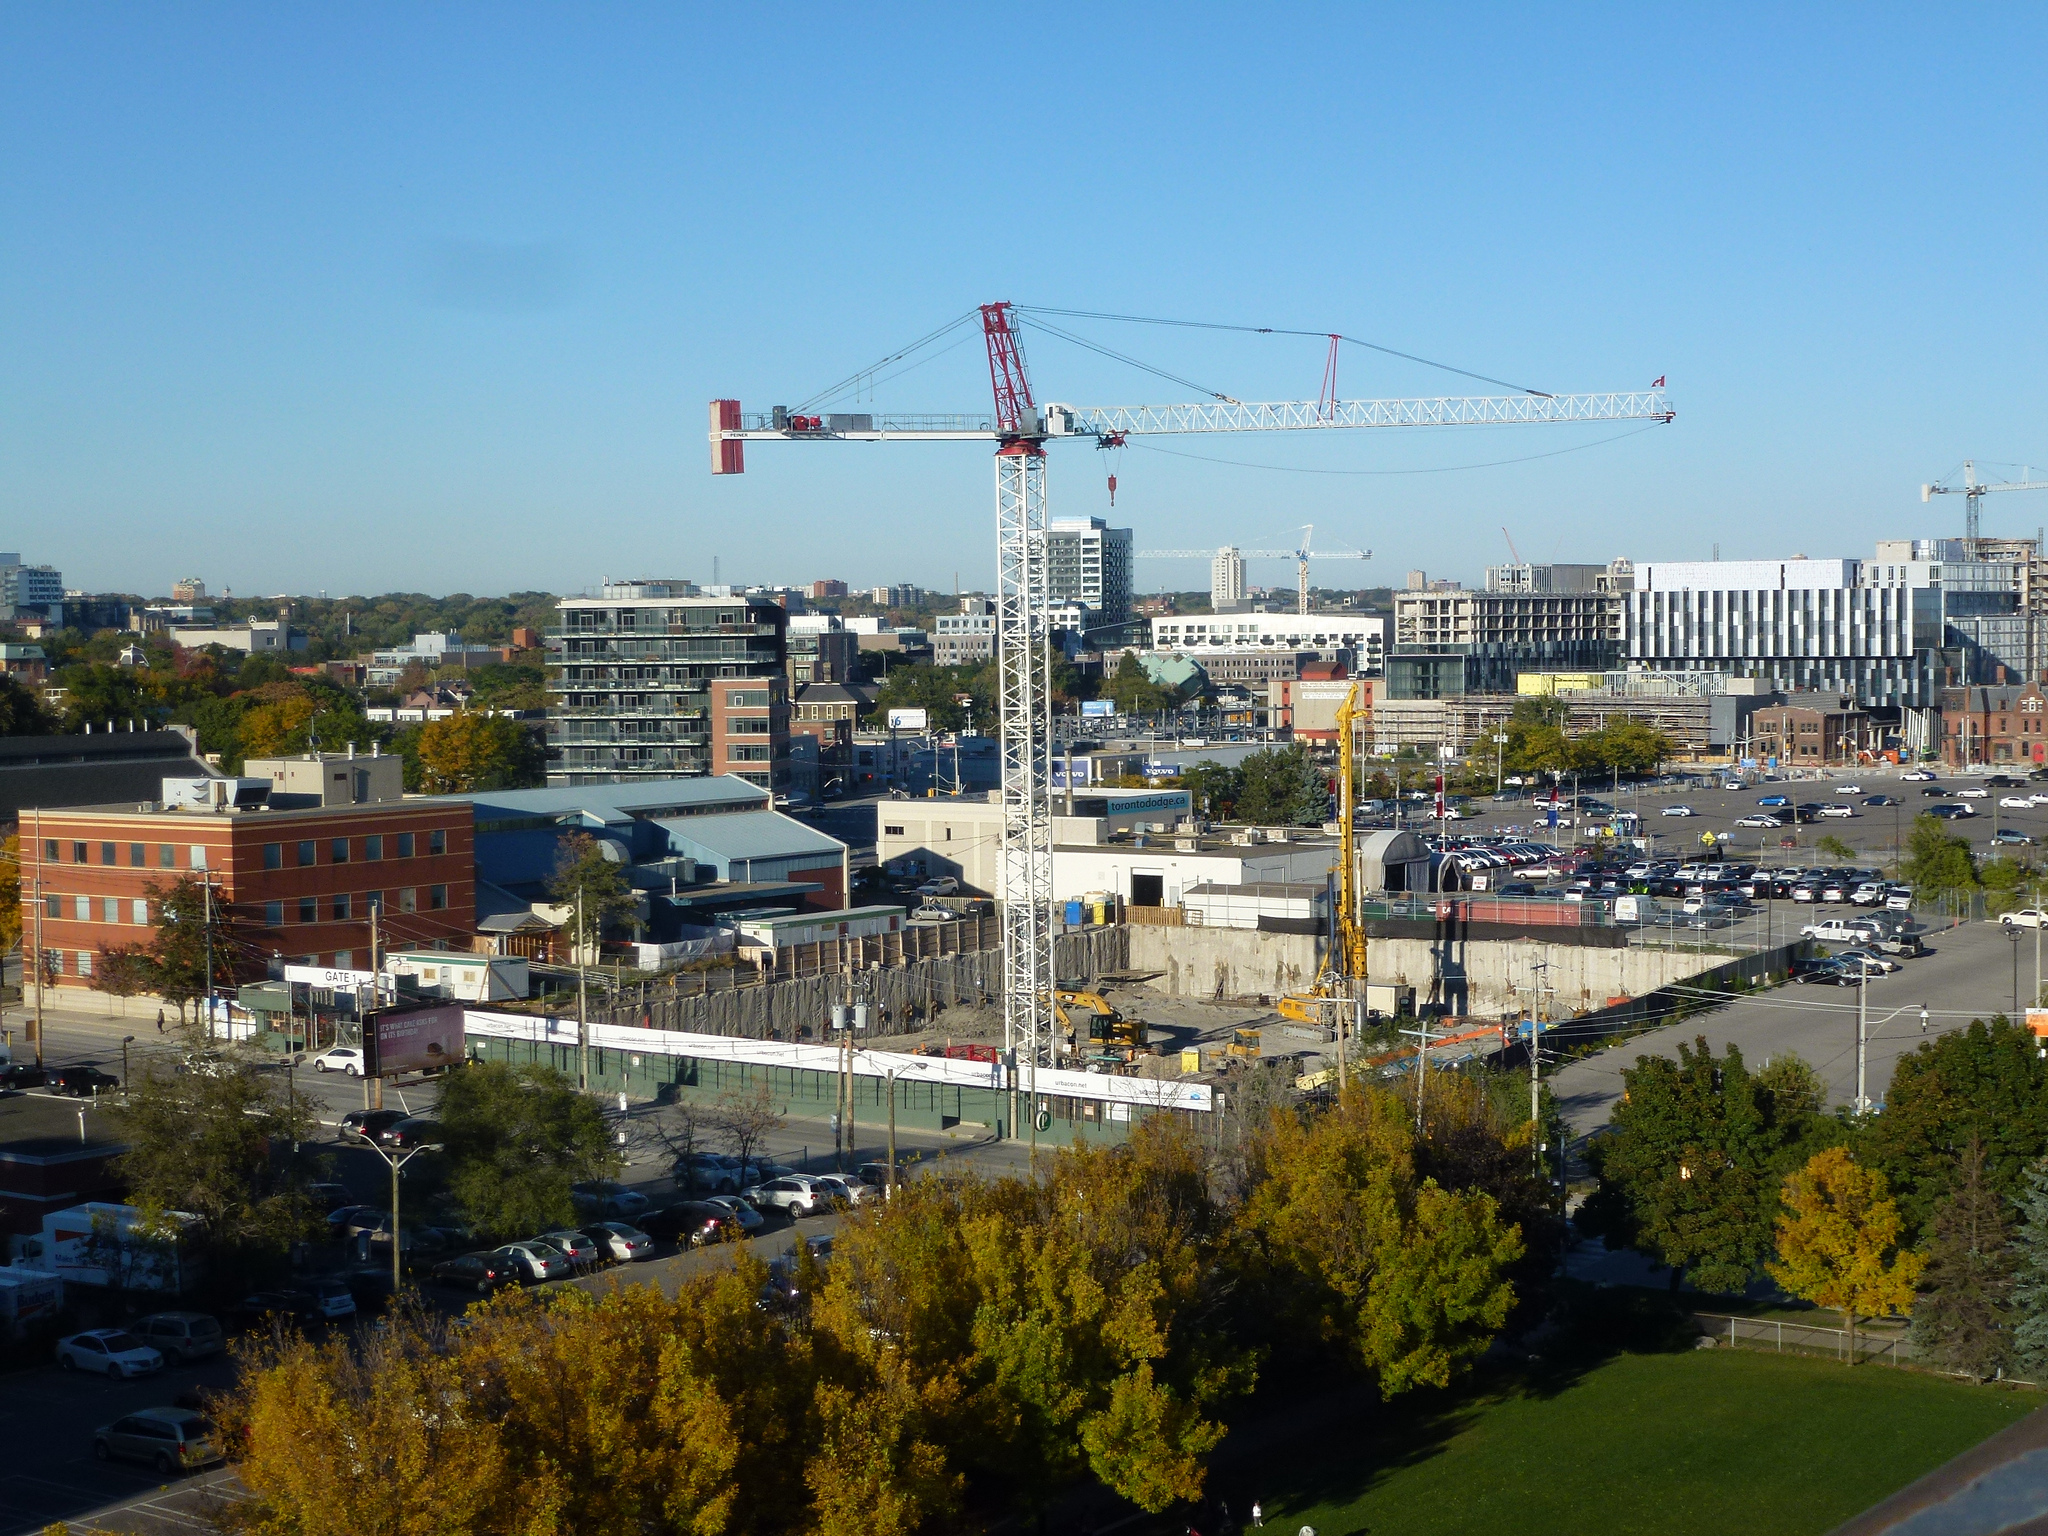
[3,6,2044,599]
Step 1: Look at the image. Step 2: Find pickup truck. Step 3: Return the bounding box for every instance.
[1801,917,1883,944]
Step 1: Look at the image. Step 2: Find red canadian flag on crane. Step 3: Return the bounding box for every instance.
[1652,376,1665,388]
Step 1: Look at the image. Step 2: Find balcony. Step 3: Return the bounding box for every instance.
[545,622,779,640]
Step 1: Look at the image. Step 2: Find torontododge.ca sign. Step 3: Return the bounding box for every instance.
[365,1003,465,1077]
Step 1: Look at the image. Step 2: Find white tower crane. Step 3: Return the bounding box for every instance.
[1138,524,1373,614]
[710,302,1672,1145]
[1923,460,2048,543]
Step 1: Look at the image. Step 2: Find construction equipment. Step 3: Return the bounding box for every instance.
[1225,1027,1262,1060]
[1277,681,1372,1096]
[1054,989,1149,1062]
[1138,525,1371,614]
[1923,461,2048,543]
[711,306,1670,1135]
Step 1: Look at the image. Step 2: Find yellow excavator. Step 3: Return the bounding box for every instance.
[1225,1027,1262,1060]
[1276,682,1369,1100]
[1055,989,1150,1064]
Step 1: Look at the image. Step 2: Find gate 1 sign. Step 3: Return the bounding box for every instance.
[366,1003,465,1077]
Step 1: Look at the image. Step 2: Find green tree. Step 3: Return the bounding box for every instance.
[1107,651,1175,714]
[2010,1160,2048,1378]
[1902,813,1979,898]
[1866,1016,2048,1241]
[1981,855,2036,918]
[436,1060,621,1240]
[1233,744,1330,826]
[415,710,544,792]
[1910,1141,2017,1380]
[139,874,256,1021]
[1582,1036,1821,1295]
[0,674,53,736]
[1814,833,1857,863]
[871,662,990,732]
[110,1062,317,1277]
[548,833,638,957]
[1769,1146,1923,1360]
[1181,760,1244,820]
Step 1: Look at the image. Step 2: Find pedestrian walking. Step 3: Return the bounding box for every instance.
[1251,1502,1264,1528]
[155,1008,165,1035]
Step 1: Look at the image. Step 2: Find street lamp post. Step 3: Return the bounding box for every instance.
[120,1035,134,1092]
[359,1137,444,1294]
[2010,924,2023,1019]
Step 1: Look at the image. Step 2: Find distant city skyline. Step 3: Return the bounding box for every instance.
[5,8,2043,596]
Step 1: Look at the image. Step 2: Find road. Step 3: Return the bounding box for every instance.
[1550,916,2041,1135]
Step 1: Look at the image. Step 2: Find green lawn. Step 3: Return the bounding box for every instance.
[1249,1350,2041,1536]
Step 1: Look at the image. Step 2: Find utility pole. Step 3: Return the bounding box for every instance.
[202,876,216,1043]
[368,900,384,1111]
[30,876,44,1067]
[576,888,589,1091]
[1401,1015,1437,1132]
[1856,958,1869,1114]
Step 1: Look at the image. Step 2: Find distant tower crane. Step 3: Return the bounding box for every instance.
[1137,524,1372,614]
[1923,460,2048,543]
[710,303,1671,1142]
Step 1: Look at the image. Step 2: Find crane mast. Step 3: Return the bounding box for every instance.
[711,301,1672,1146]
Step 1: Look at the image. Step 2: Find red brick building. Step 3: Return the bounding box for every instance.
[709,676,791,795]
[1936,682,2048,768]
[23,797,475,990]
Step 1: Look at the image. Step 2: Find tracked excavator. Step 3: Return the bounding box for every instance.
[1054,989,1150,1067]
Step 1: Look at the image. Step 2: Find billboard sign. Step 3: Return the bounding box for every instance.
[886,707,929,731]
[365,1002,465,1077]
[1079,699,1115,718]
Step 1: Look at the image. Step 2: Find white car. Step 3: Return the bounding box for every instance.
[1959,786,1991,798]
[1818,805,1856,818]
[57,1329,163,1379]
[743,1175,830,1218]
[1661,805,1697,817]
[310,1047,364,1077]
[2000,909,2048,929]
[2002,797,2034,809]
[2029,794,2048,807]
[916,876,960,897]
[1885,889,1915,911]
[1736,814,1784,828]
[1902,769,1938,781]
[1833,784,1864,794]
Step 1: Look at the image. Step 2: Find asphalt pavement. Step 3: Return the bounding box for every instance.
[1550,916,2039,1135]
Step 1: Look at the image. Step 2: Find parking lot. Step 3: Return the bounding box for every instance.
[1384,764,2048,871]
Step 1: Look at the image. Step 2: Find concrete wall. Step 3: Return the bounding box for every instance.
[1360,935,1772,1018]
[1128,922,1323,1001]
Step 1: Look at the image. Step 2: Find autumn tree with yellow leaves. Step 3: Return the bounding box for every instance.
[1769,1146,1925,1361]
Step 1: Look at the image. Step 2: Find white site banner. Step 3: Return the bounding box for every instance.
[462,1010,1212,1113]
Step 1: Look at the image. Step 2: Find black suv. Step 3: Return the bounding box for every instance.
[340,1109,409,1141]
[0,1063,47,1091]
[49,1065,120,1097]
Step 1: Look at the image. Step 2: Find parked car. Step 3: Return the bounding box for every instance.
[340,1108,409,1141]
[1757,795,1791,807]
[1994,829,2035,846]
[430,1249,515,1294]
[810,1174,871,1208]
[1959,786,1992,798]
[0,1062,47,1091]
[1902,769,1938,781]
[310,1046,365,1076]
[1865,794,1900,806]
[1928,803,1976,819]
[1802,917,1883,943]
[672,1153,739,1194]
[531,1229,603,1272]
[2000,909,2048,929]
[48,1066,120,1098]
[303,1181,353,1212]
[134,1312,225,1364]
[234,1282,356,1328]
[1886,887,1916,911]
[701,1194,765,1233]
[1921,785,1952,797]
[379,1116,443,1150]
[494,1242,571,1284]
[1661,805,1697,817]
[916,877,960,897]
[1833,783,1864,795]
[642,1201,740,1247]
[580,1221,657,1262]
[93,1407,222,1475]
[1833,948,1901,975]
[571,1181,652,1219]
[742,1176,830,1219]
[1795,962,1860,987]
[855,1162,905,1191]
[1818,805,1857,818]
[2001,796,2035,810]
[1736,814,1783,828]
[58,1329,163,1378]
[909,903,958,922]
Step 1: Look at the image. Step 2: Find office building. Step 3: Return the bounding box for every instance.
[1387,590,1620,698]
[784,617,860,687]
[1040,518,1134,629]
[1484,562,1608,594]
[933,597,996,666]
[1148,612,1385,669]
[24,785,476,986]
[708,676,791,794]
[1211,547,1245,608]
[546,580,787,787]
[0,558,64,623]
[809,579,848,600]
[170,578,207,603]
